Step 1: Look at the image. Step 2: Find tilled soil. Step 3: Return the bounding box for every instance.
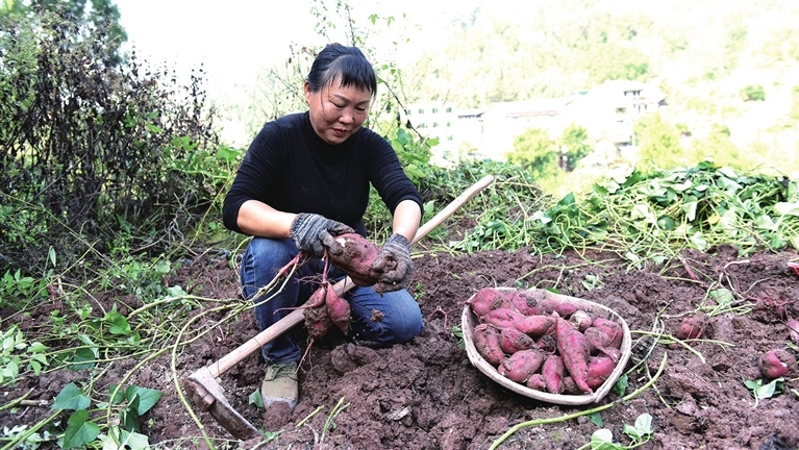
[3,244,799,450]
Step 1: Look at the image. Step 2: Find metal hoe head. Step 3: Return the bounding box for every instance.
[184,366,261,440]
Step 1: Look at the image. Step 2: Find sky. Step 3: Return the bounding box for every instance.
[112,0,541,144]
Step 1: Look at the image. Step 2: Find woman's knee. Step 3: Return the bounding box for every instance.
[352,290,423,343]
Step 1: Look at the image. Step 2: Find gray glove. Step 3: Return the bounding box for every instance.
[371,234,413,294]
[290,213,354,258]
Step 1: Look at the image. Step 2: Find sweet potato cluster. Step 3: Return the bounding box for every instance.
[468,287,624,395]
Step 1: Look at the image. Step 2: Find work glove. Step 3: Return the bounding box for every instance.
[371,234,413,294]
[290,213,354,258]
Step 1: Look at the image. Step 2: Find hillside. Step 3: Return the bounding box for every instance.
[405,0,799,176]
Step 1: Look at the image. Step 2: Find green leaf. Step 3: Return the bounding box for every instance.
[102,427,151,450]
[249,389,264,408]
[121,395,141,433]
[53,383,91,411]
[125,385,163,415]
[69,347,97,370]
[62,410,100,449]
[588,412,603,427]
[108,384,126,404]
[48,246,57,267]
[753,378,783,400]
[590,428,620,449]
[104,307,132,336]
[774,202,799,217]
[709,288,734,306]
[689,231,708,251]
[612,374,628,397]
[623,413,654,440]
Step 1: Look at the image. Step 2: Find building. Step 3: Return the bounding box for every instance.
[404,80,666,165]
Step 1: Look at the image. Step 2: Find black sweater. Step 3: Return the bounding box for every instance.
[222,112,422,235]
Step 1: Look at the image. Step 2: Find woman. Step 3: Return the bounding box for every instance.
[222,43,424,411]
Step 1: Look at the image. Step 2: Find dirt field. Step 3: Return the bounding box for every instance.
[5,243,799,450]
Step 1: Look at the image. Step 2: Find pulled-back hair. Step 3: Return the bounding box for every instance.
[306,43,377,97]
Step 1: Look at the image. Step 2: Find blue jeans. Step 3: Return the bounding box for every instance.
[240,237,424,364]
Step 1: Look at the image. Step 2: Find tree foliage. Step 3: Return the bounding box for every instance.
[0,10,220,273]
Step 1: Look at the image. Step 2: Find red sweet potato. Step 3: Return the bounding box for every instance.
[538,299,578,318]
[561,376,581,395]
[481,308,526,329]
[541,354,565,394]
[569,310,593,332]
[592,317,623,349]
[498,349,545,383]
[555,318,592,393]
[499,327,535,354]
[468,288,513,317]
[758,349,797,380]
[304,288,333,340]
[505,290,538,316]
[324,284,351,334]
[583,326,611,354]
[525,373,546,391]
[515,315,556,337]
[675,315,705,341]
[585,355,617,390]
[473,324,505,366]
[328,232,381,286]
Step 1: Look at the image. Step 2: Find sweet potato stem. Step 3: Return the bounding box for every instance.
[488,353,668,450]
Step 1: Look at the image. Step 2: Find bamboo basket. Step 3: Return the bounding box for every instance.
[461,287,632,405]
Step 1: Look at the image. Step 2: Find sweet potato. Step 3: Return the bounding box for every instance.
[592,317,623,349]
[481,308,526,329]
[538,299,578,318]
[515,315,556,337]
[525,373,546,391]
[585,355,617,390]
[758,349,797,380]
[304,298,333,340]
[328,232,381,286]
[561,376,581,395]
[468,288,513,317]
[675,315,705,341]
[583,326,611,354]
[499,327,536,354]
[541,354,565,394]
[324,284,351,334]
[555,318,592,393]
[505,290,538,316]
[498,349,545,383]
[568,310,593,332]
[473,324,505,366]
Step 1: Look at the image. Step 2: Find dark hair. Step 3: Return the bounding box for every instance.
[306,43,377,97]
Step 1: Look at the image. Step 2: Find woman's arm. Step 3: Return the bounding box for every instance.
[391,199,422,243]
[235,200,297,238]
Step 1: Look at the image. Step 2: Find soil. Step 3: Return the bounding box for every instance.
[4,243,799,450]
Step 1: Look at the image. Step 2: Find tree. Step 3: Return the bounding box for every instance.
[1,0,127,66]
[506,128,558,178]
[559,124,592,171]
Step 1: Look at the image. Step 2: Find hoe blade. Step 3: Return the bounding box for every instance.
[184,366,261,440]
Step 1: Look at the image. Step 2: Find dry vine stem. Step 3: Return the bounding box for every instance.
[488,352,668,450]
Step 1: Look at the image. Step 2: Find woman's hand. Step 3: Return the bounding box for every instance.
[371,234,413,294]
[290,213,354,257]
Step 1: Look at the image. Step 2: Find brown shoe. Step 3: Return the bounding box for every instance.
[261,362,298,410]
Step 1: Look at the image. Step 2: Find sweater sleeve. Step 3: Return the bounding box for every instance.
[363,132,423,217]
[222,123,284,234]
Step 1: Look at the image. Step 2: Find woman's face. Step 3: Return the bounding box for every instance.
[304,79,372,145]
